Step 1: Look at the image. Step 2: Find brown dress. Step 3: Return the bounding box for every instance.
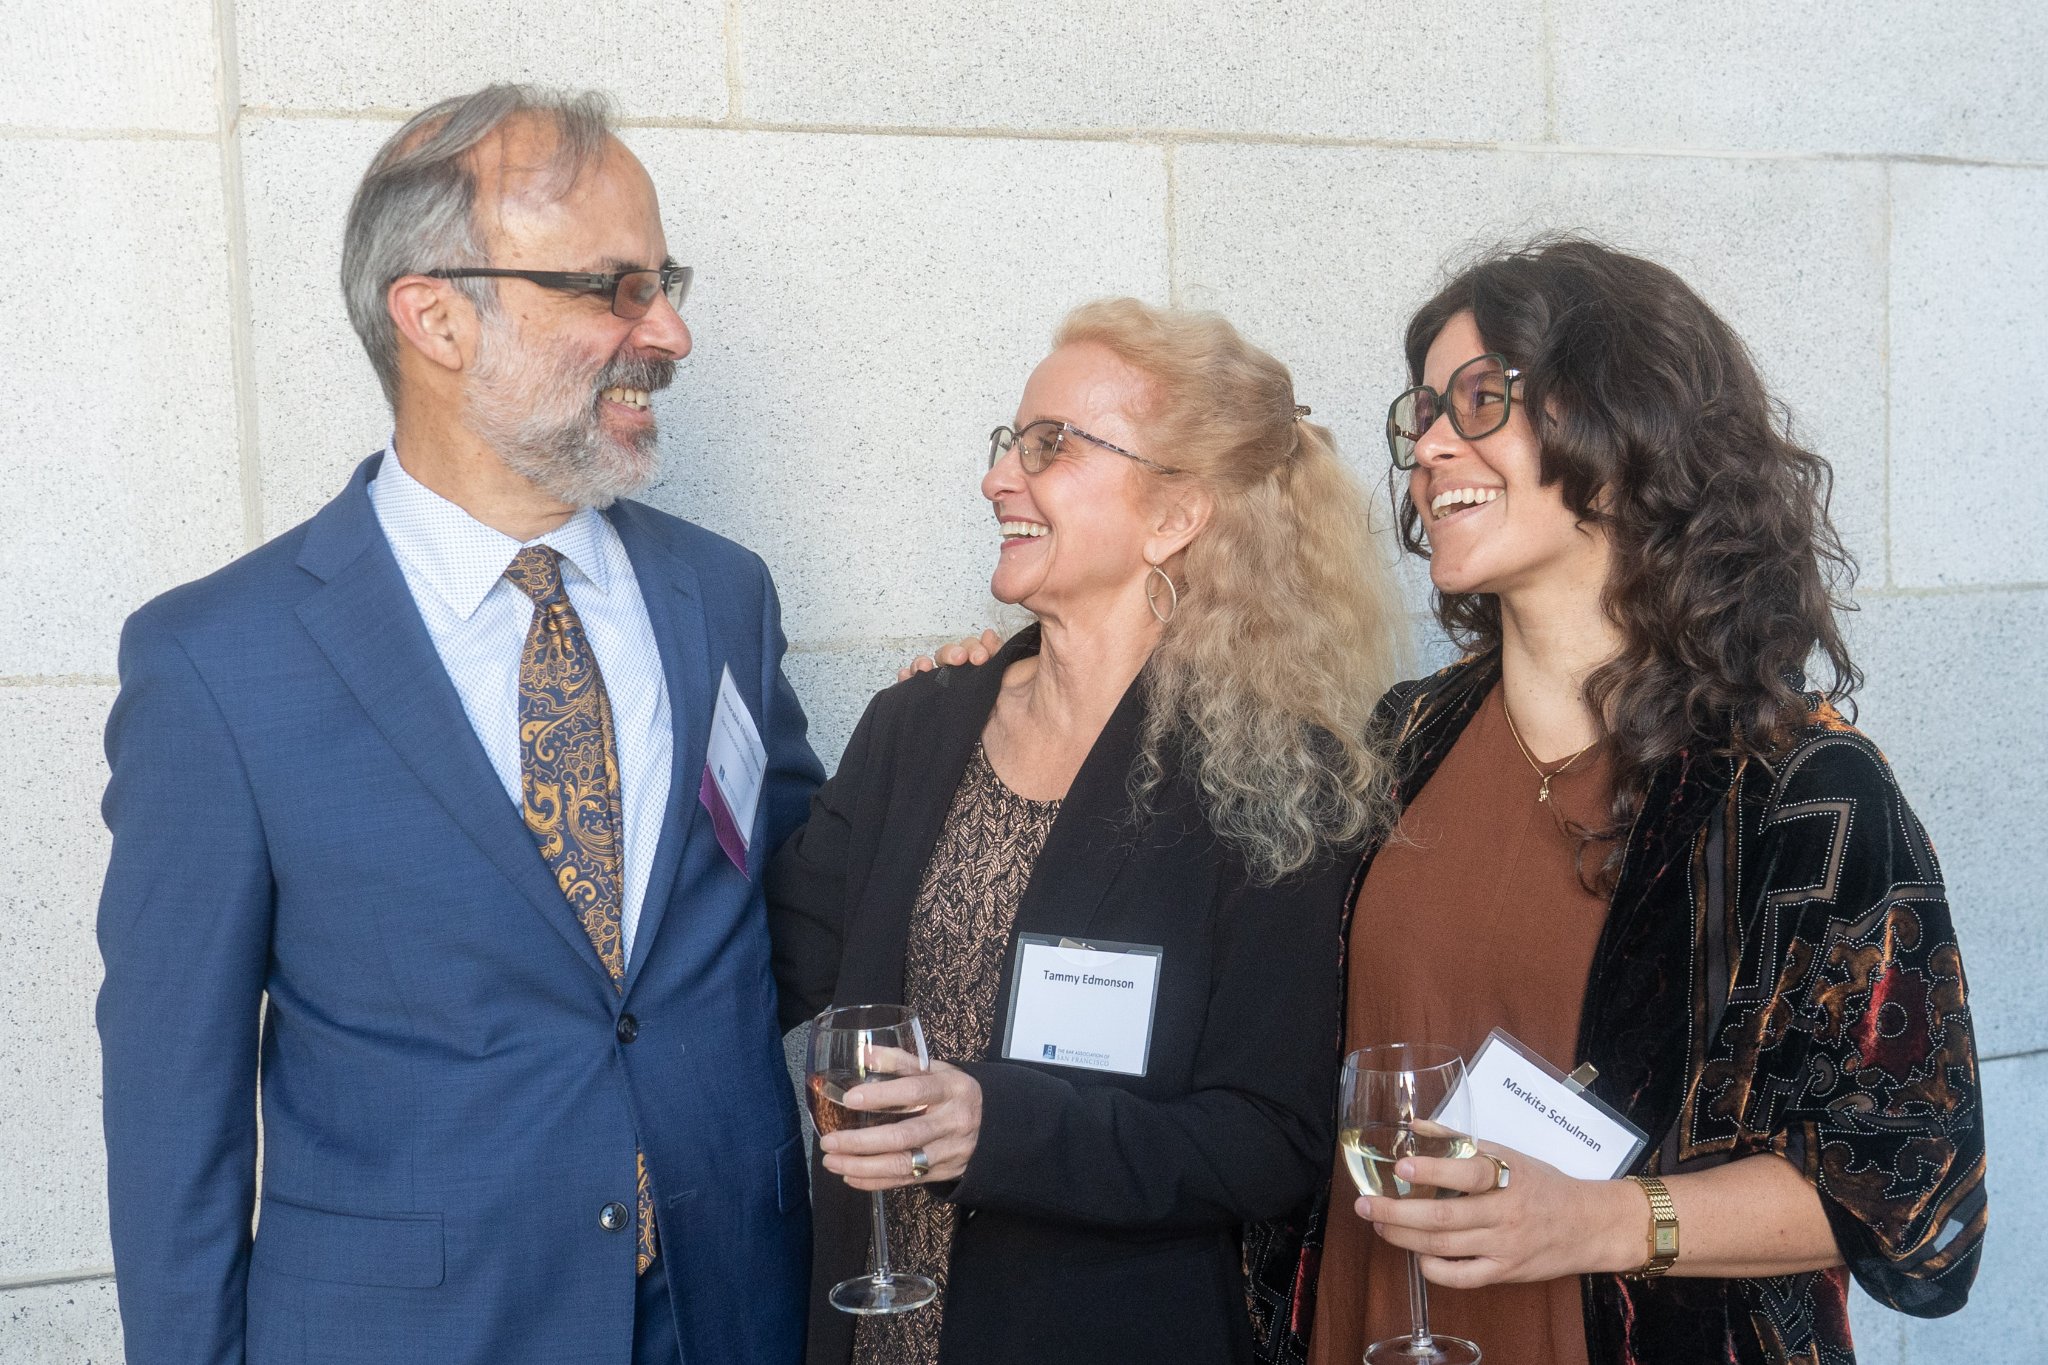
[853,743,1060,1365]
[1310,685,1612,1365]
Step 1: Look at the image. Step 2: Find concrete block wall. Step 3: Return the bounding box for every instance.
[2,2,2040,1359]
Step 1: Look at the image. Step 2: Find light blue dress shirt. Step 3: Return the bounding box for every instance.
[368,447,674,964]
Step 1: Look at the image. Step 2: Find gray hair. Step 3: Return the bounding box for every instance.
[341,83,618,407]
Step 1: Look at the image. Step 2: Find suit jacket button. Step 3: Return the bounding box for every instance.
[616,1014,638,1044]
[599,1202,629,1232]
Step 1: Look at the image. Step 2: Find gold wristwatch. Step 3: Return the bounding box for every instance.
[1624,1175,1679,1279]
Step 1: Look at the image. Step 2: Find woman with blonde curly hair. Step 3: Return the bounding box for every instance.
[767,297,1406,1365]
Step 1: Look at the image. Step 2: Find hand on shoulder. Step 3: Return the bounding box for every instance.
[897,627,1005,681]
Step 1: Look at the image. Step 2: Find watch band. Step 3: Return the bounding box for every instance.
[1624,1174,1680,1279]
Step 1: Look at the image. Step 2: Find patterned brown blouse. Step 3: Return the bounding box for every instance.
[852,743,1059,1365]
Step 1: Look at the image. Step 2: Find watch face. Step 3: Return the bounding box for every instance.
[1654,1228,1680,1255]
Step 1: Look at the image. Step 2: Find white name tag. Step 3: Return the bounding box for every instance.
[1000,935,1163,1077]
[1447,1029,1647,1180]
[698,665,768,876]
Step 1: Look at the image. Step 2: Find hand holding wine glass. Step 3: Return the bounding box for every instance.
[810,1044,931,1136]
[1357,1132,1638,1289]
[807,1004,938,1315]
[814,1047,985,1193]
[1341,1043,1481,1365]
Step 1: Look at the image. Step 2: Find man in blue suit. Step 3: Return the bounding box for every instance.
[96,84,822,1365]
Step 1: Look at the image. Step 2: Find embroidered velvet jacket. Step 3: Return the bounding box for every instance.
[1246,653,1985,1365]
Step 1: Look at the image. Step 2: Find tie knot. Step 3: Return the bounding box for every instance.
[504,545,565,605]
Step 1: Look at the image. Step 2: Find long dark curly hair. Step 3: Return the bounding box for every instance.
[1398,237,1860,885]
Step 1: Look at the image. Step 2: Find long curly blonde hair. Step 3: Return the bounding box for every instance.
[1054,299,1406,882]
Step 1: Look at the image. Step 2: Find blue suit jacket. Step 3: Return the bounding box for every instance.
[97,454,824,1365]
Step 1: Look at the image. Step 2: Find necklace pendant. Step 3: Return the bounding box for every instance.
[1538,778,1553,804]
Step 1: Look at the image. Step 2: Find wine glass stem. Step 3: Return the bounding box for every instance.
[1405,1250,1436,1350]
[868,1190,895,1283]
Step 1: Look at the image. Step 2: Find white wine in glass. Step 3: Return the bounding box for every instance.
[806,1004,938,1316]
[1341,1122,1478,1200]
[1342,1043,1481,1365]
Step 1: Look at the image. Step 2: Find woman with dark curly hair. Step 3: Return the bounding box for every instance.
[1267,239,1986,1365]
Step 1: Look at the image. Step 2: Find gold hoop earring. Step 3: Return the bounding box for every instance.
[1145,562,1179,625]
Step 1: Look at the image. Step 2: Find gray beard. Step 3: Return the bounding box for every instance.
[466,321,670,510]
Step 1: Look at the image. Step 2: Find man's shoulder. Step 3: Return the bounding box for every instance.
[125,520,319,650]
[127,454,381,648]
[606,498,772,588]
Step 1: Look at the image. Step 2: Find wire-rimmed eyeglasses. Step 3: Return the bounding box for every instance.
[426,263,693,321]
[1386,352,1522,469]
[989,420,1181,476]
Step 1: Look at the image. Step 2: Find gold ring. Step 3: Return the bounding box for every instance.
[909,1148,931,1180]
[1480,1152,1511,1191]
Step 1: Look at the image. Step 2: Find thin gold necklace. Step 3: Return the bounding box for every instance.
[1500,697,1598,805]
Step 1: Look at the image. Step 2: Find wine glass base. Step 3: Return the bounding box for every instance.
[1365,1333,1481,1365]
[829,1271,938,1316]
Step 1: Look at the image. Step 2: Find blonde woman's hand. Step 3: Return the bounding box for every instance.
[817,1059,983,1190]
[896,628,1004,681]
[1355,1144,1643,1286]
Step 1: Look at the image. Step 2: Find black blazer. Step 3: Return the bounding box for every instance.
[768,628,1353,1365]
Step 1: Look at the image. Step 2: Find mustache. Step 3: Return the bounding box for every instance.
[595,354,676,395]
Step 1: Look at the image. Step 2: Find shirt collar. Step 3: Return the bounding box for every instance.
[370,444,613,621]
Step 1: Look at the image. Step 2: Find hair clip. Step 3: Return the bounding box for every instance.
[1293,405,1311,421]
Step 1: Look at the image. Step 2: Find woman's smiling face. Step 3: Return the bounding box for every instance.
[981,341,1167,617]
[1408,311,1609,601]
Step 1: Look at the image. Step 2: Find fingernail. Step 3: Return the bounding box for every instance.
[1395,1159,1413,1179]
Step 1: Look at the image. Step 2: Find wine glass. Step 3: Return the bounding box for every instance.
[1340,1043,1481,1365]
[806,1003,937,1315]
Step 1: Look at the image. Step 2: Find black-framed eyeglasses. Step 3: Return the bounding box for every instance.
[1386,352,1522,469]
[988,420,1181,476]
[425,263,693,320]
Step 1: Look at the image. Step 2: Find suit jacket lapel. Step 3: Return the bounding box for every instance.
[609,503,712,992]
[839,626,1148,1012]
[835,630,1027,1006]
[1010,667,1147,945]
[294,456,616,987]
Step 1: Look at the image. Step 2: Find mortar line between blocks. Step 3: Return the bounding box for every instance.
[1880,163,1894,590]
[212,0,263,551]
[786,632,1007,656]
[220,109,2048,171]
[0,1266,116,1292]
[1540,0,1558,142]
[1856,581,2048,599]
[609,126,2048,172]
[724,0,745,123]
[1162,142,1181,308]
[0,674,119,688]
[0,125,214,141]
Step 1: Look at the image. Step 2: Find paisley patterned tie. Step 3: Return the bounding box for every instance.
[504,545,658,1275]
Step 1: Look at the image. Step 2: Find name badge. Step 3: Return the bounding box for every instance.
[698,665,767,877]
[1000,934,1163,1077]
[1446,1028,1647,1180]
